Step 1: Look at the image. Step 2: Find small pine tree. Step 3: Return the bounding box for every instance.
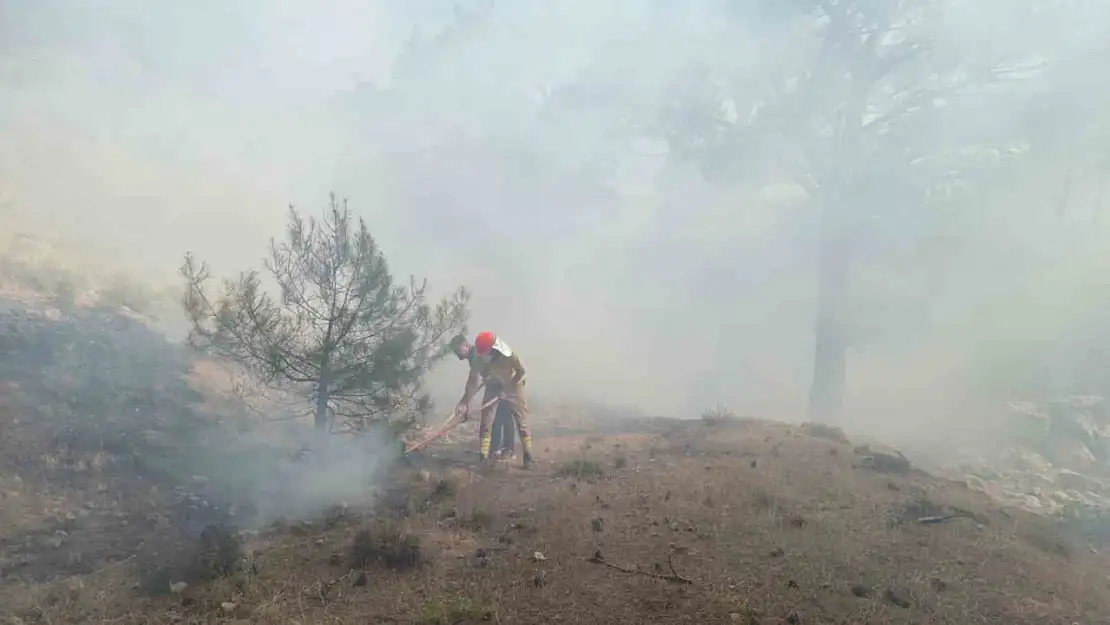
[181,194,469,445]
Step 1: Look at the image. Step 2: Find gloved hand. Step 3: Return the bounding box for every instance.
[455,400,469,421]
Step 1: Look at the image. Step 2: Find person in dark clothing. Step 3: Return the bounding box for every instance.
[489,395,516,459]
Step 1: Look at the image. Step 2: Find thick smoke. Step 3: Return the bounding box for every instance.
[2,0,1110,471]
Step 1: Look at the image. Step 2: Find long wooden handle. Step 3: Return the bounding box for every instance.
[404,394,499,454]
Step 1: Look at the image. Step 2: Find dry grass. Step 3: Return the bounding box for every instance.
[3,171,1106,624]
[0,205,180,321]
[2,415,1109,624]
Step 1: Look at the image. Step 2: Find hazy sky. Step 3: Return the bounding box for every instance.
[3,0,1110,454]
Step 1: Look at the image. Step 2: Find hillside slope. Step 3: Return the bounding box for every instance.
[0,222,1103,625]
[2,327,1108,625]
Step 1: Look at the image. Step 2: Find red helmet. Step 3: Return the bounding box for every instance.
[474,331,496,355]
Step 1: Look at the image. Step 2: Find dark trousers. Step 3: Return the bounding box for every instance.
[489,401,515,454]
[478,383,530,460]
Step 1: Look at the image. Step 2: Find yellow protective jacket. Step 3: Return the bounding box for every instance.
[466,339,525,398]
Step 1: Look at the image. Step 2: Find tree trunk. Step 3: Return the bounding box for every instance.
[314,376,332,451]
[808,218,851,422]
[808,57,868,422]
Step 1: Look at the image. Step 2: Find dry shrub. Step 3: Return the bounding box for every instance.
[379,486,419,517]
[134,523,243,597]
[190,523,243,581]
[349,522,424,571]
[455,508,494,532]
[555,458,604,479]
[430,476,458,502]
[700,404,738,426]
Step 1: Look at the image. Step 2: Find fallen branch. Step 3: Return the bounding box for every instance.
[312,570,355,603]
[585,550,693,585]
[918,513,973,525]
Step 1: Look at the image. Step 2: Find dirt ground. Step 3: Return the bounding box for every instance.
[3,411,1109,625]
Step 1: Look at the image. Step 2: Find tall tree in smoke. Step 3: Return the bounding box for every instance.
[661,0,1045,420]
[181,194,470,444]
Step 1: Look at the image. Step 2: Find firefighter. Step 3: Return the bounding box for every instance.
[450,334,516,457]
[451,331,533,467]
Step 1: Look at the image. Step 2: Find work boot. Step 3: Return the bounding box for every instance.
[522,451,533,469]
[478,452,489,463]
